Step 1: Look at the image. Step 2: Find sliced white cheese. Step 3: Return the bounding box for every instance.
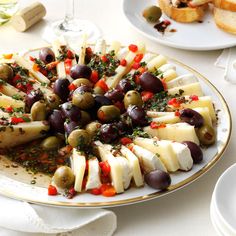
[147,55,167,72]
[72,149,86,192]
[159,63,176,73]
[144,123,200,145]
[147,111,175,118]
[14,55,50,84]
[106,42,146,88]
[162,69,178,82]
[78,35,87,65]
[116,47,128,60]
[131,144,167,173]
[0,82,25,97]
[0,93,25,109]
[107,41,121,55]
[120,145,144,187]
[171,142,193,171]
[85,157,101,190]
[95,141,124,193]
[133,138,179,172]
[167,74,199,89]
[168,82,203,97]
[94,39,106,55]
[152,114,180,124]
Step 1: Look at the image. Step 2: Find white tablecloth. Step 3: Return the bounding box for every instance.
[0,0,235,235]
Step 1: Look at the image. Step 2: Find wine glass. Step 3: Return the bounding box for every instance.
[42,0,101,43]
[0,0,18,25]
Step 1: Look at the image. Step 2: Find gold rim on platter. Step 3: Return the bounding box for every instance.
[0,52,232,208]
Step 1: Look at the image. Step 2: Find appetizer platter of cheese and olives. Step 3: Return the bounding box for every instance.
[0,38,231,207]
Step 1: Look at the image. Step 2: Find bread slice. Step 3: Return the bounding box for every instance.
[214,7,236,34]
[213,0,236,11]
[158,0,208,23]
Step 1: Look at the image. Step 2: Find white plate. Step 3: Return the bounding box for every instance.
[122,0,236,50]
[212,163,236,234]
[0,52,231,208]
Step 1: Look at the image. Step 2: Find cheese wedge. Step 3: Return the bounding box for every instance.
[85,157,101,190]
[168,82,203,96]
[152,113,180,124]
[171,142,193,171]
[133,138,179,172]
[14,55,50,84]
[0,93,25,109]
[95,141,124,193]
[144,123,200,145]
[72,149,86,192]
[166,74,199,89]
[147,55,167,72]
[120,145,144,187]
[106,42,146,88]
[131,144,167,173]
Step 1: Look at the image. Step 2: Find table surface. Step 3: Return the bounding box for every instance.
[0,0,235,235]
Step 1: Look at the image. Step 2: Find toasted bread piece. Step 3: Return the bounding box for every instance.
[158,0,208,22]
[214,7,236,34]
[213,0,236,11]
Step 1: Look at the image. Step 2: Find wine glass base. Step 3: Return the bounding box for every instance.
[42,19,102,44]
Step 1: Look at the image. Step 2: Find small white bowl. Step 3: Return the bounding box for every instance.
[211,163,236,235]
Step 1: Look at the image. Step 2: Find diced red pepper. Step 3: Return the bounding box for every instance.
[168,98,181,108]
[29,56,35,62]
[189,95,199,101]
[175,110,180,116]
[12,74,21,84]
[68,83,77,91]
[138,66,146,74]
[95,79,109,92]
[99,161,111,177]
[11,117,25,124]
[68,187,76,196]
[163,20,171,26]
[67,49,74,59]
[101,55,108,63]
[3,54,13,59]
[134,53,143,63]
[65,59,72,74]
[99,183,110,193]
[150,121,166,129]
[129,44,138,53]
[91,188,102,195]
[102,185,116,197]
[120,137,133,145]
[48,185,57,195]
[134,75,141,84]
[132,62,140,70]
[33,63,40,71]
[141,91,154,102]
[86,47,93,56]
[46,61,59,70]
[5,106,13,113]
[120,59,127,66]
[161,79,167,91]
[90,70,99,83]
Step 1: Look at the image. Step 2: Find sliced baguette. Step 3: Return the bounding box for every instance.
[213,0,236,11]
[213,7,236,34]
[158,0,207,22]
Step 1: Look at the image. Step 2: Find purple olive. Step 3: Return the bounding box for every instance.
[182,141,203,164]
[140,72,164,93]
[99,124,119,143]
[48,110,65,133]
[74,85,93,93]
[61,102,81,121]
[53,78,70,101]
[64,121,80,135]
[180,109,204,128]
[116,79,133,93]
[105,89,124,102]
[25,89,44,109]
[127,105,148,126]
[70,64,92,79]
[39,47,55,64]
[116,120,131,135]
[144,170,171,190]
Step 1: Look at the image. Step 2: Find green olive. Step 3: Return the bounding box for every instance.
[94,86,105,95]
[67,129,91,148]
[196,124,216,145]
[85,121,102,137]
[97,105,120,122]
[31,101,47,121]
[0,64,13,82]
[72,78,93,88]
[41,136,61,150]
[46,94,61,109]
[72,91,94,110]
[142,6,162,23]
[124,90,143,109]
[53,166,75,189]
[79,110,91,126]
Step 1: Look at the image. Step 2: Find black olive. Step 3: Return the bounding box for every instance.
[180,108,204,128]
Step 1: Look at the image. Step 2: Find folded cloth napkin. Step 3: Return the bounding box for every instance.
[0,195,116,236]
[215,47,236,83]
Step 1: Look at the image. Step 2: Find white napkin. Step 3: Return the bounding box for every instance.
[0,195,116,236]
[215,47,236,83]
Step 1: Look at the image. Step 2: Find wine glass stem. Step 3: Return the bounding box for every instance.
[64,0,75,23]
